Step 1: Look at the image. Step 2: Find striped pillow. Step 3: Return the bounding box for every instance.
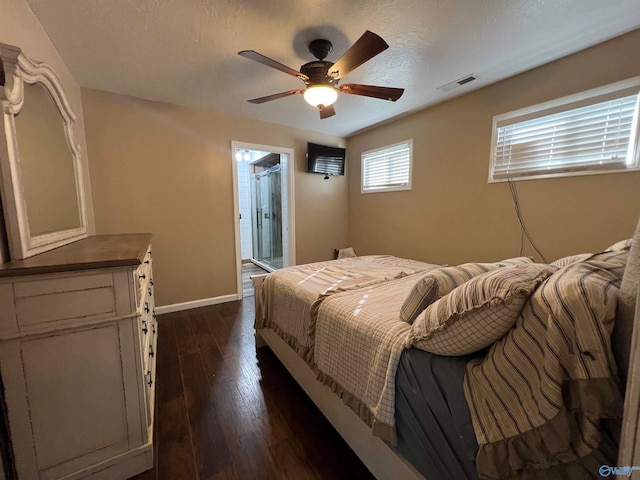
[605,238,632,252]
[399,257,534,324]
[408,263,556,355]
[550,253,592,268]
[529,250,627,373]
[496,256,535,266]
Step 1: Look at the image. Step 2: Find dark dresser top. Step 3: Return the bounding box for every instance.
[0,233,152,278]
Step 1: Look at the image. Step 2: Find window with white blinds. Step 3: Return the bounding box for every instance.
[489,77,640,182]
[361,140,413,193]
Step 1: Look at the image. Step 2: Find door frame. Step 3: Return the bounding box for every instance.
[231,141,296,299]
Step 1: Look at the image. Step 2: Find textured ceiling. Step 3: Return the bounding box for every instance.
[26,0,640,137]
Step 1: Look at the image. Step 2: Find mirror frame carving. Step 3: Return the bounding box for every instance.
[0,43,87,259]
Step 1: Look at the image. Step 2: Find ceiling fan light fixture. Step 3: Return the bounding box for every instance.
[303,85,338,107]
[240,31,403,119]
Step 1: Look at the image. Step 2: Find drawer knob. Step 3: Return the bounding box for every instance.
[142,320,148,334]
[150,278,154,286]
[149,346,154,358]
[144,260,150,264]
[144,303,150,313]
[139,274,146,280]
[146,371,153,387]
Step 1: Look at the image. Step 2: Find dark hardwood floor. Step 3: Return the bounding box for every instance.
[129,297,374,480]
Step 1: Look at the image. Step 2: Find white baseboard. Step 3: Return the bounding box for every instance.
[155,294,239,315]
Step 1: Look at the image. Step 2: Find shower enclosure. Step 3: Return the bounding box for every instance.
[250,164,283,270]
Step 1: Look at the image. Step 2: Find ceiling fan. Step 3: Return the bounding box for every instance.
[238,31,404,119]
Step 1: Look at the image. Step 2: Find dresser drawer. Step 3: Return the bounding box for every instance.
[140,310,154,372]
[146,308,157,371]
[13,273,117,330]
[134,249,152,308]
[144,333,158,428]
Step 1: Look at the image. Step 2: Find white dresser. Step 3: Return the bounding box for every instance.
[0,234,157,480]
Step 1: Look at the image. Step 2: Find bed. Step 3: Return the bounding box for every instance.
[251,223,640,480]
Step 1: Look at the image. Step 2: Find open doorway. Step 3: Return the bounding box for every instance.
[251,156,283,270]
[231,142,296,299]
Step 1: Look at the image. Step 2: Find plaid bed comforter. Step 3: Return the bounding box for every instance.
[313,274,423,444]
[255,255,437,362]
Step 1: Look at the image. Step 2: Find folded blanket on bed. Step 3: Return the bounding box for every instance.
[255,255,438,362]
[313,274,422,444]
[464,250,627,479]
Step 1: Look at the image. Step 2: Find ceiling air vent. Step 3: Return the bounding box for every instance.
[437,74,477,92]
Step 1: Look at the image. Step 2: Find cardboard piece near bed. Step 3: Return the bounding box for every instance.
[250,224,640,480]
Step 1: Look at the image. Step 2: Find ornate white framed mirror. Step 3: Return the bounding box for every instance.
[0,43,87,259]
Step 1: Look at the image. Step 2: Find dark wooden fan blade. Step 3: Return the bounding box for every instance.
[247,89,304,104]
[238,50,309,81]
[339,84,404,101]
[319,104,336,119]
[328,31,389,80]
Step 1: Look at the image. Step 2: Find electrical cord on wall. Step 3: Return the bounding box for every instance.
[507,179,548,263]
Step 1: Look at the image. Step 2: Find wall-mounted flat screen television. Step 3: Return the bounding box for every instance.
[306,142,346,176]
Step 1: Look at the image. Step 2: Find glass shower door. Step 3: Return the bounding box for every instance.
[251,165,283,270]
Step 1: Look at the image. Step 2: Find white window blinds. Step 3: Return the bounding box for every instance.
[361,140,412,192]
[489,77,640,181]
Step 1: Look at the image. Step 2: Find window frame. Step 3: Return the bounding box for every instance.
[360,139,413,194]
[488,76,640,183]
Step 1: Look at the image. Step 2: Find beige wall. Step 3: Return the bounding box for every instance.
[82,88,347,307]
[0,0,95,264]
[6,0,637,306]
[347,29,640,266]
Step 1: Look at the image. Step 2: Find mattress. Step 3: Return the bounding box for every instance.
[395,348,479,480]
